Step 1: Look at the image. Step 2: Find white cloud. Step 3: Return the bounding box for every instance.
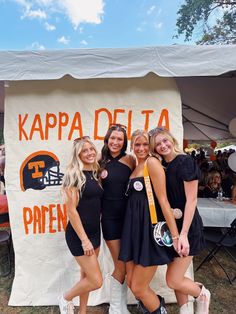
[147,5,155,15]
[61,0,104,29]
[14,0,105,29]
[154,22,163,29]
[57,36,70,45]
[44,22,56,31]
[29,41,45,50]
[137,21,147,32]
[23,9,47,19]
[80,39,88,46]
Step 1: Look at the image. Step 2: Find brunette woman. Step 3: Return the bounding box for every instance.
[99,124,135,314]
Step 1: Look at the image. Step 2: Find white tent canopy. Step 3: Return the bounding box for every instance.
[0,45,236,140]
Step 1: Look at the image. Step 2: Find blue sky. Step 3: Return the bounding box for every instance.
[0,0,187,51]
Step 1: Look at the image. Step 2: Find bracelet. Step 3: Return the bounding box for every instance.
[172,236,179,240]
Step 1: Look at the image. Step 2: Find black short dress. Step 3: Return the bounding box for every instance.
[119,177,175,267]
[101,153,132,241]
[163,154,205,256]
[65,171,103,256]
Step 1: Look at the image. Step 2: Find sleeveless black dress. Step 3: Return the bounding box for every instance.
[65,171,103,256]
[101,152,132,241]
[119,177,175,267]
[163,154,205,256]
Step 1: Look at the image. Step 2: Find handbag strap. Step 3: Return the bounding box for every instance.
[143,159,158,224]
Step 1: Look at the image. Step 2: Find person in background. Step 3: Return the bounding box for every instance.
[150,128,210,314]
[59,137,103,314]
[119,129,179,314]
[221,168,235,198]
[231,184,236,203]
[190,150,196,160]
[202,170,223,198]
[99,124,135,314]
[0,155,5,187]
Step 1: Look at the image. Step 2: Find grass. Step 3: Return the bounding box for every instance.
[0,240,236,314]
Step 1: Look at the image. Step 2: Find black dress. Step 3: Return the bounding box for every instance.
[163,154,205,256]
[119,177,175,267]
[65,171,103,256]
[101,153,132,240]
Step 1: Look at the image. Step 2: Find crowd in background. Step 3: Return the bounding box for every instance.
[189,148,236,201]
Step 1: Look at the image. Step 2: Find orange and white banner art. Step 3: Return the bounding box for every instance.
[4,74,183,305]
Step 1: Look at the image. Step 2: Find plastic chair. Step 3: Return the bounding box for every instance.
[196,218,236,284]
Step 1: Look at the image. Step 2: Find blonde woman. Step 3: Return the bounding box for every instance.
[202,170,222,198]
[119,130,179,314]
[149,127,210,314]
[59,137,103,314]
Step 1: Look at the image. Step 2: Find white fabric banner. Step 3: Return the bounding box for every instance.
[4,74,189,306]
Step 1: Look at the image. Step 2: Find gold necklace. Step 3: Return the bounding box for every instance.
[84,170,94,180]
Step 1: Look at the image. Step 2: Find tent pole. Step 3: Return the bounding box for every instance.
[182,103,228,128]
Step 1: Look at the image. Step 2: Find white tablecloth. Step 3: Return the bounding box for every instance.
[197,198,236,227]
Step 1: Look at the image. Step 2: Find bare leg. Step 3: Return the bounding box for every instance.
[64,250,102,303]
[125,261,135,289]
[78,248,100,314]
[129,264,159,313]
[166,256,201,306]
[106,239,126,283]
[106,240,130,314]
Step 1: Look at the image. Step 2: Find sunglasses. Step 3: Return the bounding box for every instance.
[109,123,127,130]
[73,136,90,144]
[148,127,165,136]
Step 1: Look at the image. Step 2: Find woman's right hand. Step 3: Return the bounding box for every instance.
[81,238,95,256]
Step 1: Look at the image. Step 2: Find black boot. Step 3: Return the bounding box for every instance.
[150,295,167,314]
[137,299,149,313]
[137,295,167,314]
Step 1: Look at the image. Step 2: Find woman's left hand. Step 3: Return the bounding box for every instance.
[172,238,179,253]
[178,234,190,257]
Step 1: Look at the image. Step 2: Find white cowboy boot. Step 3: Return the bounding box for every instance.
[58,295,75,314]
[180,302,194,314]
[109,276,123,314]
[121,281,131,314]
[195,283,211,314]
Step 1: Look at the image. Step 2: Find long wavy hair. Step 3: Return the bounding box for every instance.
[99,125,128,169]
[61,138,99,202]
[149,128,183,161]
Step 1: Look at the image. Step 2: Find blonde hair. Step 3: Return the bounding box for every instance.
[61,138,99,202]
[149,128,183,160]
[130,129,149,151]
[206,170,221,188]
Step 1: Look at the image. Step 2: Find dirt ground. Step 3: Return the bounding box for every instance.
[0,243,235,314]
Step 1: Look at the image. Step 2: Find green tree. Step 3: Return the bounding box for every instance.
[176,0,236,44]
